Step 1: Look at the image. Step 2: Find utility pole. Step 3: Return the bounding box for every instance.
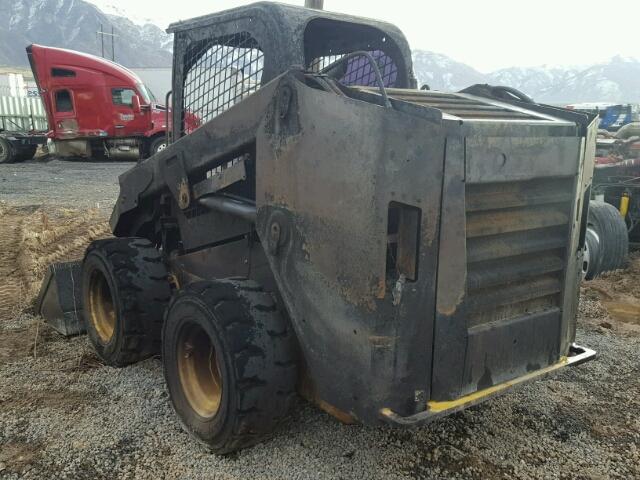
[304,0,324,9]
[97,25,118,61]
[99,24,104,58]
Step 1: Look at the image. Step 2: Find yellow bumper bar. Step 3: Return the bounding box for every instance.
[380,344,596,426]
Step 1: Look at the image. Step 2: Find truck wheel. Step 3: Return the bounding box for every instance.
[15,146,37,162]
[587,200,629,277]
[0,137,15,164]
[162,279,297,454]
[149,136,167,156]
[82,238,171,366]
[582,227,601,280]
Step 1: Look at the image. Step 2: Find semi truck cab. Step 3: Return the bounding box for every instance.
[27,44,173,160]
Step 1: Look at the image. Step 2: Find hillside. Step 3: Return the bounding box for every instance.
[0,0,172,68]
[413,51,640,103]
[0,0,638,103]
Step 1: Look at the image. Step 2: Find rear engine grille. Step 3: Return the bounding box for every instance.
[465,177,574,328]
[382,88,539,120]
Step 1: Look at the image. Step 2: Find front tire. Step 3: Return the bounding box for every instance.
[82,238,171,366]
[149,136,167,157]
[163,279,297,454]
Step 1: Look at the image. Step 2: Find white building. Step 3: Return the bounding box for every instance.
[0,73,39,97]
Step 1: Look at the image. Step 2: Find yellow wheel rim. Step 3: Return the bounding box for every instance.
[177,323,223,418]
[88,270,116,343]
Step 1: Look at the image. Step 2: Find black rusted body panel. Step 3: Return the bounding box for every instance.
[109,3,595,424]
[254,81,447,419]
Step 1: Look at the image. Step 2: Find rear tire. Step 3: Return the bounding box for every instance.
[586,200,629,277]
[0,137,16,164]
[583,227,601,280]
[15,145,37,162]
[162,279,297,454]
[82,238,171,366]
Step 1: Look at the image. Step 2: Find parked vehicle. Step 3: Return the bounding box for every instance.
[38,2,597,453]
[598,104,638,132]
[0,129,46,163]
[26,44,183,161]
[590,121,640,253]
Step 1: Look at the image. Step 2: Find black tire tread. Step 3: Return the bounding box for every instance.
[588,200,629,275]
[0,137,15,164]
[164,279,297,454]
[83,237,170,366]
[14,145,37,162]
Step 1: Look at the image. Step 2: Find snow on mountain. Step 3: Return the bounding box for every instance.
[0,0,638,103]
[412,50,640,103]
[85,0,158,27]
[412,50,485,91]
[487,66,576,99]
[0,0,172,68]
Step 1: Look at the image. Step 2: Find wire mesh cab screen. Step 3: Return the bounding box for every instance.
[304,18,404,89]
[310,51,398,88]
[182,32,264,136]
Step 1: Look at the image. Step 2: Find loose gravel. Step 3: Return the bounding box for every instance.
[1,315,637,480]
[1,159,639,479]
[0,158,128,210]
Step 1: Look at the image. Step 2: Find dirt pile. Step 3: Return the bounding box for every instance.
[581,251,640,334]
[0,204,110,320]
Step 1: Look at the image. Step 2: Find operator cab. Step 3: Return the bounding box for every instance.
[168,2,415,139]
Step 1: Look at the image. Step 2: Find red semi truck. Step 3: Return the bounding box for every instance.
[26,44,180,161]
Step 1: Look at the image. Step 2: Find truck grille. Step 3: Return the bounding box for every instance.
[465,177,574,328]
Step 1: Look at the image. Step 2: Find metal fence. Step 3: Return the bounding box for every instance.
[0,95,47,131]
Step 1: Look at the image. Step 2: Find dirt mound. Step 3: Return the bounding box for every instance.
[581,251,640,334]
[0,204,110,321]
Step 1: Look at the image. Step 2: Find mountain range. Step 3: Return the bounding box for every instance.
[412,51,640,104]
[0,0,172,68]
[1,0,639,104]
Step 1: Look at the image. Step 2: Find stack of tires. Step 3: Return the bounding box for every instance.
[583,200,629,280]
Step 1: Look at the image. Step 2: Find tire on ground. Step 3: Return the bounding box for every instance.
[14,145,37,162]
[149,136,167,157]
[0,137,16,164]
[162,279,297,454]
[82,237,171,366]
[587,200,629,277]
[583,227,601,280]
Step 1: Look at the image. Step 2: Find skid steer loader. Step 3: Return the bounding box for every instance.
[37,2,597,453]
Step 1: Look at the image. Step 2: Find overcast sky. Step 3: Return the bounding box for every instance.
[90,0,640,72]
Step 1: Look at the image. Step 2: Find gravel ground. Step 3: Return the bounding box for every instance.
[0,159,129,210]
[1,315,637,480]
[1,159,639,479]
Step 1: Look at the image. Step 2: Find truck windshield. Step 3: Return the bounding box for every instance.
[136,83,156,104]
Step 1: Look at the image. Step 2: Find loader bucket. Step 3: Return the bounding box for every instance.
[35,261,85,336]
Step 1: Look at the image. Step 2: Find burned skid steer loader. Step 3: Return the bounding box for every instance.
[37,3,597,452]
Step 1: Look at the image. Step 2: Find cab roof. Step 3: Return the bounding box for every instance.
[27,44,143,86]
[167,1,406,41]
